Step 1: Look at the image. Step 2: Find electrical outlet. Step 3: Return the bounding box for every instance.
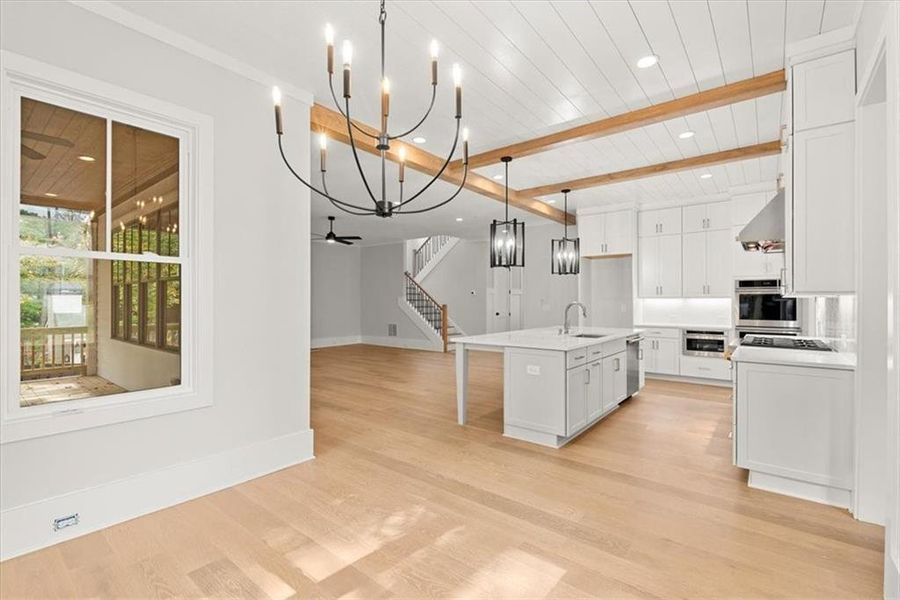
[52,513,79,531]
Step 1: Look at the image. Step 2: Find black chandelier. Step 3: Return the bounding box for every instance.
[272,0,469,218]
[490,156,525,268]
[551,189,580,275]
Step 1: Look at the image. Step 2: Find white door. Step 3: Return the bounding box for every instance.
[682,232,707,297]
[488,267,524,332]
[792,121,855,293]
[706,228,733,296]
[655,338,680,375]
[657,234,683,297]
[638,236,659,297]
[682,204,707,233]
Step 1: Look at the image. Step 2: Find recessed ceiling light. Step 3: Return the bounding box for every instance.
[492,174,503,180]
[678,130,695,139]
[412,137,426,144]
[77,155,95,162]
[456,217,463,222]
[44,192,58,197]
[699,173,713,179]
[636,54,659,69]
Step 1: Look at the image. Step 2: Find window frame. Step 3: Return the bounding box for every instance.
[0,51,213,443]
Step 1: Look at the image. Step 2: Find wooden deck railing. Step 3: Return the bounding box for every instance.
[404,272,449,352]
[20,326,89,380]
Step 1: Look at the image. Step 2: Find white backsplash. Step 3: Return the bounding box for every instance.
[636,298,733,328]
[814,295,856,349]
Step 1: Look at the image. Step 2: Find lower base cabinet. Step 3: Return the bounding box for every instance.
[602,351,627,412]
[644,336,679,375]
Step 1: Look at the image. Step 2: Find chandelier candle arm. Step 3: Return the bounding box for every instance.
[453,63,462,118]
[394,119,461,208]
[381,78,390,133]
[343,98,379,206]
[319,133,327,172]
[398,146,406,182]
[325,24,335,74]
[342,40,352,98]
[430,40,439,85]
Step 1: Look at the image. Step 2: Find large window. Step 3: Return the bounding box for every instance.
[1,52,212,442]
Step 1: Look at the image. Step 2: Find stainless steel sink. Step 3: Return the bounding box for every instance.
[573,333,607,338]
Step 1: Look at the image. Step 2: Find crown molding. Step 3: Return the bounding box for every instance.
[67,0,313,106]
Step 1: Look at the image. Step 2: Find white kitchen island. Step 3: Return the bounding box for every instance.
[453,327,643,448]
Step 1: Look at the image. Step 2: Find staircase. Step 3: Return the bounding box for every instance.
[412,234,456,279]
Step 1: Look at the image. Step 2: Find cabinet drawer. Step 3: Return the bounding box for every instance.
[601,338,626,356]
[640,327,680,339]
[567,349,589,369]
[679,355,731,381]
[587,344,605,362]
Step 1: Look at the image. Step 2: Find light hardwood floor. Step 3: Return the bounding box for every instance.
[0,344,885,599]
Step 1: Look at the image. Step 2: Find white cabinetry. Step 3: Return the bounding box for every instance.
[734,360,854,507]
[682,229,732,297]
[784,47,856,295]
[732,225,785,277]
[642,328,680,375]
[566,366,589,435]
[639,207,682,237]
[639,234,682,297]
[683,201,730,233]
[579,210,633,257]
[601,352,627,412]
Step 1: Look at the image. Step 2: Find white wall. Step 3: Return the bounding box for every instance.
[0,1,312,556]
[635,298,732,328]
[581,256,633,328]
[360,243,430,346]
[311,243,362,346]
[523,223,580,328]
[419,240,487,335]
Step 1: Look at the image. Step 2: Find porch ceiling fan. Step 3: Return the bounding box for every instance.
[313,216,362,245]
[20,130,75,161]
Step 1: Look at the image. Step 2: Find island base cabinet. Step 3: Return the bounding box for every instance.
[602,352,627,412]
[504,349,566,436]
[566,366,589,435]
[734,361,853,507]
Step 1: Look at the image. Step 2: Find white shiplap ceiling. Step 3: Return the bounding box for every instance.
[110,0,860,242]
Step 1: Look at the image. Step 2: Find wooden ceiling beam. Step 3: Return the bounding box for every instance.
[453,69,786,171]
[519,140,782,197]
[309,103,574,225]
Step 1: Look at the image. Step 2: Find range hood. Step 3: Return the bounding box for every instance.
[737,189,785,253]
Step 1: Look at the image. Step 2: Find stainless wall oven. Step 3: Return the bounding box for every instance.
[734,278,800,333]
[683,330,727,357]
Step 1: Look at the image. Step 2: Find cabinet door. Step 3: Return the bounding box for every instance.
[656,207,682,235]
[655,338,680,375]
[705,201,731,231]
[705,228,733,297]
[604,210,633,254]
[638,237,659,297]
[682,204,707,233]
[586,361,603,421]
[644,338,658,372]
[792,50,855,132]
[682,232,707,297]
[566,367,588,435]
[792,122,855,293]
[601,356,617,412]
[638,340,646,389]
[638,210,659,237]
[765,251,785,276]
[657,234,682,297]
[613,352,628,403]
[578,213,606,257]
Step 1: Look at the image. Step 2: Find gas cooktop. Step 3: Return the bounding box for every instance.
[741,336,834,351]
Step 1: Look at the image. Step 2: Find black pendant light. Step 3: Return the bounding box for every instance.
[490,156,525,268]
[551,188,579,275]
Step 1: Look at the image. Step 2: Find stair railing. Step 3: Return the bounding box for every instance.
[412,235,452,277]
[404,271,449,352]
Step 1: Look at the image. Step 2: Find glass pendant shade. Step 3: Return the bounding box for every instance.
[490,156,525,268]
[551,188,580,275]
[490,219,525,268]
[551,237,580,274]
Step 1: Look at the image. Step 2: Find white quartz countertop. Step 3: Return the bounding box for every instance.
[637,322,732,332]
[453,327,641,352]
[731,339,856,371]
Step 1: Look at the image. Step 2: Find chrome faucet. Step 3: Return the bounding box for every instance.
[563,301,587,334]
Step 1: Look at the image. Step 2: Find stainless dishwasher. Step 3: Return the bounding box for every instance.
[626,334,643,397]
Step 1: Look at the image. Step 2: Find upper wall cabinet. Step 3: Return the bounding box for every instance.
[639,207,682,237]
[638,234,682,298]
[682,201,731,233]
[792,50,855,133]
[784,45,856,296]
[578,209,633,257]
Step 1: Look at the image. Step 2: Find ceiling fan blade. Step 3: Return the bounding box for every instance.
[22,131,75,147]
[336,236,362,240]
[335,238,354,245]
[21,144,46,160]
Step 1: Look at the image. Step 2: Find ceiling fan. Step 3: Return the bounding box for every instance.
[313,216,362,245]
[21,130,75,160]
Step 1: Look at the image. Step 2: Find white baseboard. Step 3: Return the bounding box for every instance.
[645,373,732,388]
[360,335,440,352]
[747,470,851,509]
[311,335,362,349]
[0,429,314,561]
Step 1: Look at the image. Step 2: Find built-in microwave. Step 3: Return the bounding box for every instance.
[683,330,727,357]
[734,279,801,332]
